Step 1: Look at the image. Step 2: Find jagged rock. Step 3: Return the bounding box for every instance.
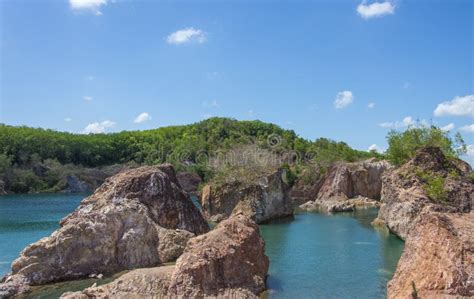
[377,147,473,239]
[0,164,209,297]
[61,214,269,299]
[176,171,202,194]
[201,168,293,223]
[64,175,91,193]
[290,167,324,207]
[0,275,30,298]
[300,159,391,212]
[387,211,474,298]
[61,266,175,299]
[168,213,269,298]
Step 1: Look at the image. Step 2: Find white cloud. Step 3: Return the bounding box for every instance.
[368,144,383,153]
[83,120,116,134]
[460,124,474,133]
[134,112,152,124]
[334,91,354,109]
[64,118,72,122]
[83,96,93,101]
[466,145,474,156]
[166,28,206,45]
[434,95,474,117]
[368,102,375,109]
[69,0,107,15]
[379,116,415,129]
[357,1,395,19]
[440,123,455,132]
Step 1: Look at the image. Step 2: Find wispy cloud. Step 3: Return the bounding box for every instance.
[440,123,455,132]
[166,28,206,45]
[460,124,474,133]
[434,95,474,117]
[368,102,375,109]
[357,1,395,19]
[379,116,415,129]
[83,120,116,134]
[64,118,72,122]
[69,0,108,15]
[134,112,152,124]
[334,91,354,109]
[83,96,93,101]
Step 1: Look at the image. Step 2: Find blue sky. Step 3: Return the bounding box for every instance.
[1,0,473,162]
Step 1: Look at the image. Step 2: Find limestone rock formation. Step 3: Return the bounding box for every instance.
[299,159,391,212]
[0,164,209,296]
[176,171,202,195]
[61,214,269,299]
[290,167,324,206]
[61,266,175,299]
[387,211,474,298]
[377,147,473,240]
[201,168,293,223]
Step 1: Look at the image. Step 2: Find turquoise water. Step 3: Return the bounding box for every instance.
[0,193,86,276]
[0,194,404,299]
[260,209,404,299]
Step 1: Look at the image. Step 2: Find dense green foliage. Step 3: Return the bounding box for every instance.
[385,126,467,166]
[0,117,378,193]
[416,169,448,203]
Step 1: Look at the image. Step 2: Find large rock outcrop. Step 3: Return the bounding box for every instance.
[377,147,473,240]
[300,159,391,212]
[0,164,209,297]
[387,211,474,298]
[61,214,269,299]
[201,168,293,223]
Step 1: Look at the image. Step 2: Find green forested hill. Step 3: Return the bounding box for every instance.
[0,117,378,193]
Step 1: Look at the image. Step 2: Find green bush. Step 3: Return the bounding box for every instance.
[386,126,466,166]
[416,170,447,203]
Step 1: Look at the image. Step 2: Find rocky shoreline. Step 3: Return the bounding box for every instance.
[1,147,473,298]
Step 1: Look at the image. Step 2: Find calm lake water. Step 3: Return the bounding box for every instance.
[0,194,404,298]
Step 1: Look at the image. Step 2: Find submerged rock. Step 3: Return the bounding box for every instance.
[300,159,390,212]
[201,168,293,223]
[377,147,473,240]
[61,214,269,299]
[388,211,474,298]
[0,164,209,296]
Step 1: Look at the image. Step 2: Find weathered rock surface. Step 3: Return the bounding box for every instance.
[290,167,324,207]
[176,171,202,195]
[299,159,391,212]
[377,147,473,240]
[61,266,175,299]
[0,164,209,296]
[388,211,474,298]
[64,175,91,193]
[168,213,269,298]
[61,214,269,299]
[201,168,293,223]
